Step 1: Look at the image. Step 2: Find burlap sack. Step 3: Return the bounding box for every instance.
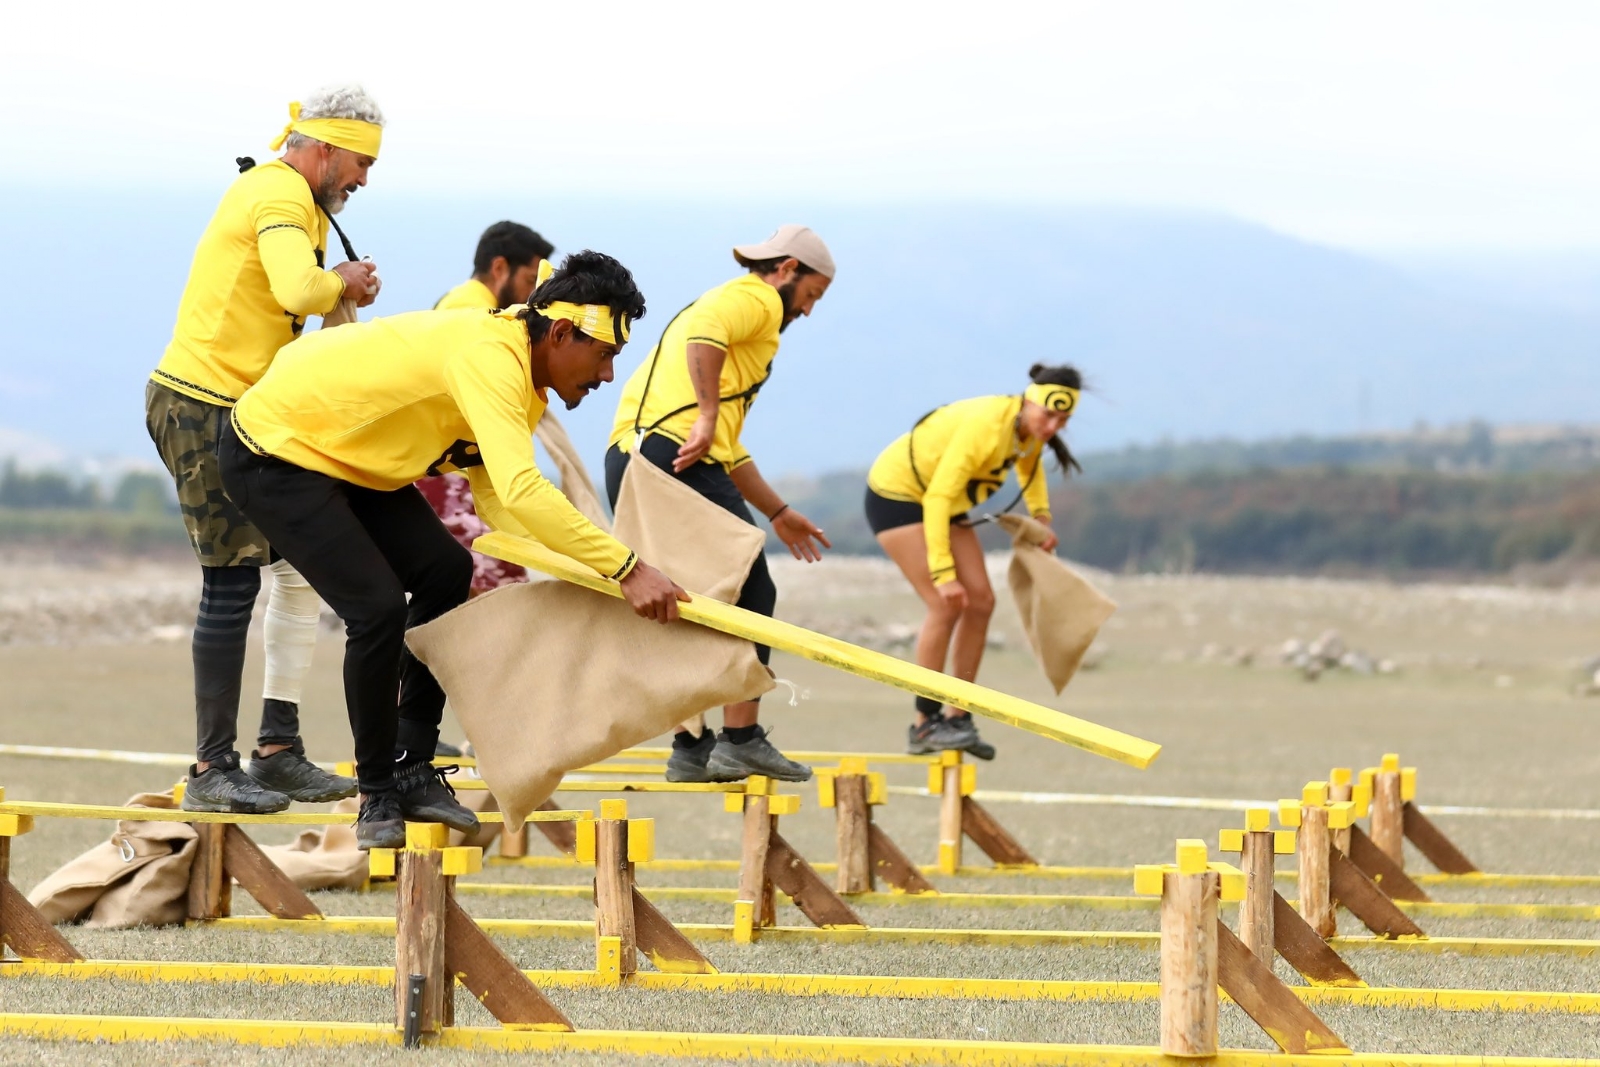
[321,296,360,329]
[994,514,1117,694]
[406,453,772,831]
[27,791,196,929]
[534,411,610,528]
[260,797,368,891]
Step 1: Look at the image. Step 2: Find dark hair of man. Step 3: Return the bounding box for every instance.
[1028,362,1084,475]
[473,221,556,275]
[735,253,818,278]
[517,250,648,344]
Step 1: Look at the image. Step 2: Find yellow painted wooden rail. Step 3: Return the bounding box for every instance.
[0,800,590,826]
[474,531,1160,769]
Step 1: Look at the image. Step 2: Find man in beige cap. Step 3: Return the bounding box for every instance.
[605,225,834,782]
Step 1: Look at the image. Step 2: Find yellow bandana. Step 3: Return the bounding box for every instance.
[1025,382,1079,416]
[269,102,383,158]
[536,302,631,346]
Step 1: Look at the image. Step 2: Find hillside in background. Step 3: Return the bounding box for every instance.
[3,189,1599,480]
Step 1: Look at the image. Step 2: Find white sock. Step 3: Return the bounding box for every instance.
[263,559,321,705]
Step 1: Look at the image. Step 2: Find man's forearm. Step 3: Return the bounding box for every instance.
[728,460,786,520]
[684,343,726,420]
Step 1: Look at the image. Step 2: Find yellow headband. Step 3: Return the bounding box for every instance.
[537,302,631,346]
[269,102,383,158]
[1025,382,1079,416]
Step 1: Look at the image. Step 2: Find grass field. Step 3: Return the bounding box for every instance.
[2,553,1599,1064]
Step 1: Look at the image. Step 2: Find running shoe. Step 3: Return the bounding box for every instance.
[665,730,718,783]
[247,748,357,803]
[906,714,977,756]
[946,714,996,761]
[706,726,812,783]
[395,761,480,835]
[181,754,291,814]
[355,790,406,850]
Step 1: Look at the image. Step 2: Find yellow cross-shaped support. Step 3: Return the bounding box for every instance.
[816,758,888,808]
[1133,840,1246,900]
[1277,782,1356,830]
[574,799,656,864]
[0,787,36,839]
[926,750,977,798]
[1218,807,1296,856]
[367,824,483,879]
[723,775,801,816]
[1359,753,1417,802]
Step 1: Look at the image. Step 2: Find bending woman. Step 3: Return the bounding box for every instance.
[864,363,1081,759]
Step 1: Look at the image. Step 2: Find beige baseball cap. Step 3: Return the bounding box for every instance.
[732,224,836,279]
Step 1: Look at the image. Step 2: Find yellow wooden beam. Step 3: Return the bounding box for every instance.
[474,531,1160,769]
[0,800,588,826]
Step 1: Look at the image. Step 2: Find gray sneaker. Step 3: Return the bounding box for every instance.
[665,731,718,783]
[356,791,406,851]
[248,748,357,803]
[907,714,978,756]
[183,755,291,814]
[395,761,480,835]
[946,715,996,761]
[706,726,812,783]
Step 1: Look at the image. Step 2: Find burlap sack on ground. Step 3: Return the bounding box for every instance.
[407,453,771,831]
[534,412,610,528]
[28,791,195,928]
[260,796,367,890]
[995,514,1117,694]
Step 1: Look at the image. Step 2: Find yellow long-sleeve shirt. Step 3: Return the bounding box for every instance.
[433,278,497,311]
[608,274,783,471]
[152,159,345,406]
[867,395,1052,584]
[231,307,636,580]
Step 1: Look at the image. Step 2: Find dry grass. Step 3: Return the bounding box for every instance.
[3,557,1600,1063]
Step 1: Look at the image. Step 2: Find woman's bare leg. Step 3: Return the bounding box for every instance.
[876,523,961,722]
[945,523,997,693]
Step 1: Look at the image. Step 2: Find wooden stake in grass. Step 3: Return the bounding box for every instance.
[394,823,449,1034]
[729,777,862,942]
[593,801,637,978]
[1369,754,1406,866]
[1328,768,1355,855]
[186,822,231,921]
[1285,783,1337,938]
[1218,809,1291,966]
[817,761,935,897]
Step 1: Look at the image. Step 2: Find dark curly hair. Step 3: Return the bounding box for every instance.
[473,221,554,274]
[518,250,647,343]
[1029,362,1084,475]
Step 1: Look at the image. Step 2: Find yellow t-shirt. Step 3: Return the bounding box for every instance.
[151,159,344,406]
[607,273,783,471]
[231,307,635,580]
[433,278,497,311]
[867,395,1052,584]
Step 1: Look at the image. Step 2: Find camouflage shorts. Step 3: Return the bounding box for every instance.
[145,380,270,567]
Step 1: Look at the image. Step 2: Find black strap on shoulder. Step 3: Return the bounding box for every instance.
[324,211,358,263]
[911,396,1041,521]
[630,300,775,440]
[236,156,256,173]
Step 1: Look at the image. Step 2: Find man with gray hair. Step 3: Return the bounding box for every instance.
[145,83,385,814]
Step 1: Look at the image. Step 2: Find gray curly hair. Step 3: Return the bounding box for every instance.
[283,83,386,151]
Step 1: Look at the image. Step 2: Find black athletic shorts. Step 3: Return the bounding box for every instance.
[863,487,967,535]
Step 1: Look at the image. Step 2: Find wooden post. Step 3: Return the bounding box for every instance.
[1158,861,1219,1056]
[0,829,9,952]
[1237,822,1277,967]
[594,800,636,977]
[186,822,232,921]
[1328,769,1354,855]
[935,752,964,875]
[1369,754,1405,867]
[835,774,873,895]
[395,823,448,1035]
[735,792,772,943]
[499,823,529,859]
[1297,802,1334,938]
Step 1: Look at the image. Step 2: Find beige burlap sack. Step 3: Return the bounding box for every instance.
[260,796,368,891]
[994,514,1117,694]
[407,453,772,831]
[27,791,196,929]
[321,296,360,329]
[534,411,610,528]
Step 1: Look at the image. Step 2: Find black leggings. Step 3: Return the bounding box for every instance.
[218,422,472,794]
[603,435,776,667]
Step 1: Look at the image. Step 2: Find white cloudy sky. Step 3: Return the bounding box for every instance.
[3,1,1596,250]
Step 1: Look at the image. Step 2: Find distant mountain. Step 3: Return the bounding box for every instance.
[2,189,1596,477]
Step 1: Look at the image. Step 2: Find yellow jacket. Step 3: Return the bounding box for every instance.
[232,307,635,580]
[433,278,497,311]
[608,274,783,471]
[152,159,345,406]
[867,395,1051,584]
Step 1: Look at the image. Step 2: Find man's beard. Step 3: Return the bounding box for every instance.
[777,278,799,333]
[316,172,350,216]
[564,381,602,411]
[497,278,520,308]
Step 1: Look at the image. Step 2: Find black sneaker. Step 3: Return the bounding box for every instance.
[356,791,406,850]
[665,731,717,783]
[395,761,480,835]
[182,754,291,814]
[947,714,996,761]
[706,726,812,783]
[907,714,977,756]
[434,739,464,758]
[247,748,357,803]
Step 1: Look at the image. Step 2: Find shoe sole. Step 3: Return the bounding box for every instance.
[275,784,359,803]
[665,768,717,783]
[357,824,406,850]
[181,796,290,815]
[707,761,811,783]
[401,809,480,835]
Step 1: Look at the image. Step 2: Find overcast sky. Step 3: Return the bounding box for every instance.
[4,1,1597,250]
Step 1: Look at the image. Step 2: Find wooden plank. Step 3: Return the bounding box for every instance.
[766,831,865,929]
[395,849,447,1033]
[1348,825,1430,902]
[736,796,772,919]
[531,799,578,856]
[1271,891,1363,987]
[632,887,717,975]
[1159,870,1217,1056]
[1238,832,1275,966]
[1403,801,1479,874]
[1216,919,1349,1054]
[1329,848,1426,939]
[1297,805,1334,938]
[835,776,873,894]
[593,819,636,977]
[962,797,1037,867]
[443,894,572,1029]
[222,825,322,920]
[1371,770,1405,865]
[186,822,231,921]
[474,531,1162,769]
[0,878,81,963]
[867,824,938,895]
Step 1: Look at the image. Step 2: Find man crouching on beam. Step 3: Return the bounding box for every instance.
[218,251,687,849]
